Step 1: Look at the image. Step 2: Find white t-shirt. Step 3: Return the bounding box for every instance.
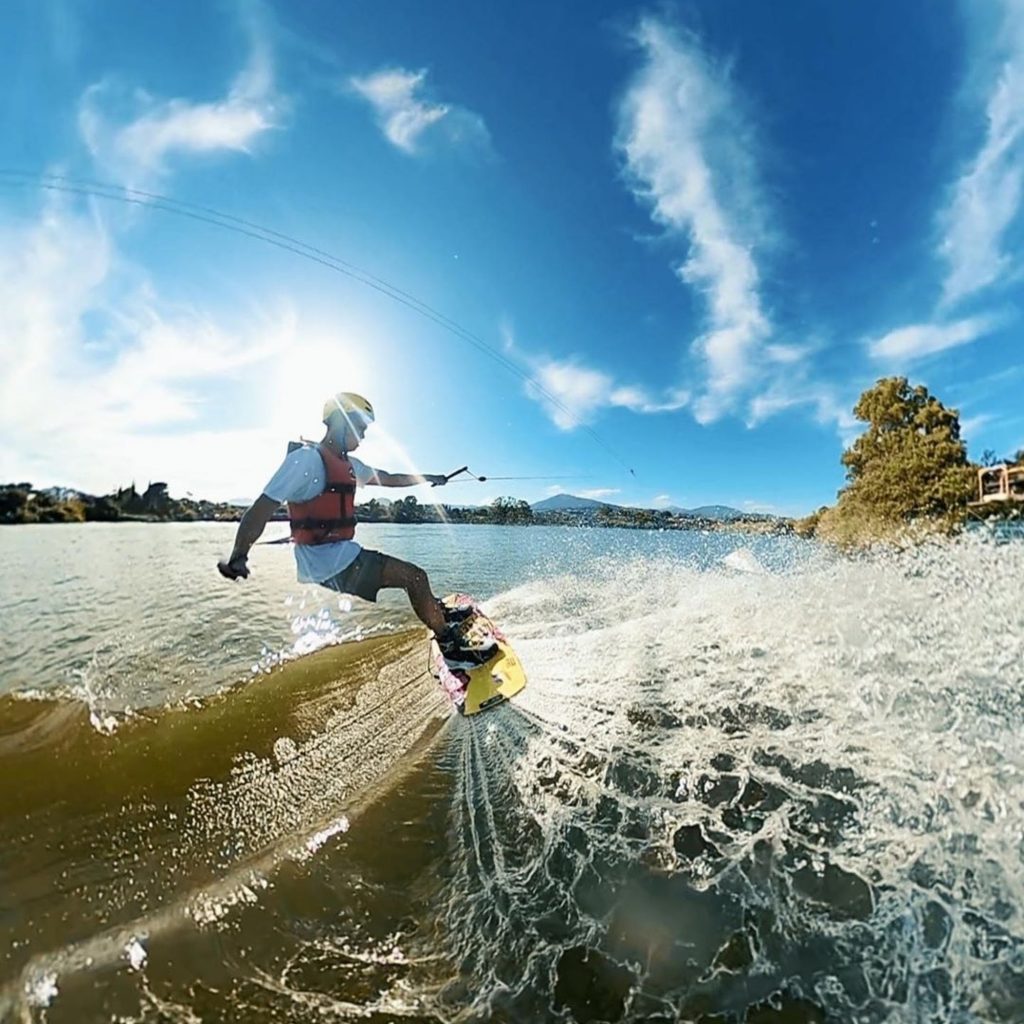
[261,444,378,584]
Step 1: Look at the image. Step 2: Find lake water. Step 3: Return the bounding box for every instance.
[1,522,1022,1022]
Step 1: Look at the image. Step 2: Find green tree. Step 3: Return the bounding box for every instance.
[488,497,534,525]
[0,485,32,522]
[358,497,384,522]
[84,496,121,522]
[819,377,975,543]
[391,495,422,523]
[509,498,533,524]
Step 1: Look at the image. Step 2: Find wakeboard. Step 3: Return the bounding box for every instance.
[429,593,526,715]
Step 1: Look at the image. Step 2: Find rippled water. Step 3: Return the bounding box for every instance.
[1,523,1022,1022]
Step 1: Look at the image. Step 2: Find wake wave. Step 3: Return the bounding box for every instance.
[0,630,450,1019]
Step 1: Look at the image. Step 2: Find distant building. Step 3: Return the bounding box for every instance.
[142,482,170,514]
[976,465,1024,504]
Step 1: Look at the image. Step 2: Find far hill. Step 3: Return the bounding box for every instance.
[686,504,745,521]
[531,493,617,512]
[533,494,750,520]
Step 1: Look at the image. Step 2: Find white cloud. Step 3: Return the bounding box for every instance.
[505,325,688,428]
[616,18,772,423]
[959,412,995,439]
[608,384,691,413]
[527,355,688,430]
[651,493,673,507]
[747,383,859,445]
[78,11,282,183]
[0,199,112,427]
[349,67,490,156]
[578,488,621,500]
[868,314,999,360]
[0,195,291,497]
[764,343,809,365]
[940,1,1024,305]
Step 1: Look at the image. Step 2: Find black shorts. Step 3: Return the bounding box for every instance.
[322,549,386,602]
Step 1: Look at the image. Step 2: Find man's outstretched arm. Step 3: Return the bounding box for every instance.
[218,494,281,579]
[371,470,447,487]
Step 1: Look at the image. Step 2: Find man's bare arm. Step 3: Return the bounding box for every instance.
[372,471,446,487]
[218,494,281,579]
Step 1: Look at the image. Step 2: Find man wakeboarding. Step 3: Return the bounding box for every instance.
[217,391,475,653]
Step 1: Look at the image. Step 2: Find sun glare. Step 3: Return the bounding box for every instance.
[269,335,375,440]
[263,324,447,520]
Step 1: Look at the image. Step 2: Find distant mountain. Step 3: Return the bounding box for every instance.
[530,495,765,520]
[531,493,617,512]
[686,504,745,521]
[658,504,748,520]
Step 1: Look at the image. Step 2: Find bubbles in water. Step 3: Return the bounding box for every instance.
[272,736,298,765]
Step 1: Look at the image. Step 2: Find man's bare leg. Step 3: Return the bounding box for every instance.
[378,556,446,634]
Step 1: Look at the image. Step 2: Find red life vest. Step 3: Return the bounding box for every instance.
[287,444,358,545]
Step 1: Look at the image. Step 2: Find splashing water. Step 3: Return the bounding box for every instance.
[423,537,1024,1021]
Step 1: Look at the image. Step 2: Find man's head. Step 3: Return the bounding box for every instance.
[322,392,375,451]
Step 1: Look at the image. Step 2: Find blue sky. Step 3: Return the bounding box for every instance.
[1,0,1022,514]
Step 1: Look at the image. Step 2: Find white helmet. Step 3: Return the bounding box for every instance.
[322,392,375,433]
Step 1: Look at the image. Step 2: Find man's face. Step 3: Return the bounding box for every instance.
[328,416,364,451]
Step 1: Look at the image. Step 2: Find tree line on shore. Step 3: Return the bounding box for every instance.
[0,483,781,533]
[0,481,246,525]
[4,377,1020,542]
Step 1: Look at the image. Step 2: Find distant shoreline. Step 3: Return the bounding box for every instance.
[0,513,792,535]
[0,482,794,534]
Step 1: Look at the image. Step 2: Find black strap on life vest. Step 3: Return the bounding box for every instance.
[289,515,358,531]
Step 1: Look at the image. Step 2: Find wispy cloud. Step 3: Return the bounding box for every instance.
[959,412,995,439]
[746,378,859,435]
[867,313,1001,360]
[0,194,290,496]
[514,24,836,440]
[939,1,1024,306]
[349,67,491,156]
[651,493,673,507]
[528,355,688,430]
[616,17,772,424]
[500,324,688,429]
[78,9,283,183]
[579,488,621,500]
[861,5,1022,386]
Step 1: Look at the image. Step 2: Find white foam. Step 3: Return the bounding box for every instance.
[303,816,350,857]
[23,970,58,1008]
[124,937,147,971]
[720,546,766,574]
[437,534,1024,1019]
